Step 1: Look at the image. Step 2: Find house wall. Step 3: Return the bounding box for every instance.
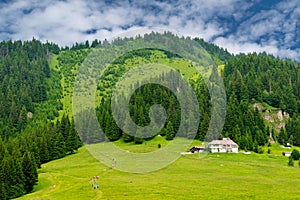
[231,148,238,153]
[219,149,227,153]
[209,146,239,153]
[210,148,219,153]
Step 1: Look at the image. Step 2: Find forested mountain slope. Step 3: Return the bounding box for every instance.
[0,33,299,199]
[0,40,81,199]
[223,53,300,147]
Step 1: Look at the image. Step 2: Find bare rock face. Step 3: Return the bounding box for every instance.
[283,111,290,119]
[253,103,262,111]
[277,122,285,130]
[263,111,274,122]
[277,110,283,121]
[253,103,290,132]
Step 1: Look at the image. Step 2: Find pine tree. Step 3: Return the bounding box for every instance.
[55,133,66,159]
[165,121,175,140]
[10,151,25,198]
[104,114,120,141]
[253,140,259,153]
[22,151,38,193]
[0,137,5,160]
[66,121,79,154]
[0,156,12,198]
[38,133,49,163]
[10,100,18,127]
[0,182,6,200]
[122,115,135,142]
[60,115,70,141]
[18,105,27,130]
[30,141,41,168]
[279,127,287,145]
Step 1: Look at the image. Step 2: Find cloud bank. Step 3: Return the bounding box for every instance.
[0,0,299,59]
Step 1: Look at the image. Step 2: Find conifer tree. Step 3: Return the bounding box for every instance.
[38,133,49,163]
[165,121,175,140]
[0,156,12,198]
[0,182,5,200]
[122,115,135,142]
[22,151,38,193]
[279,127,287,145]
[10,151,25,198]
[55,133,66,159]
[66,121,79,154]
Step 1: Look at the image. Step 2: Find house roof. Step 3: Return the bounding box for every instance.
[208,138,238,147]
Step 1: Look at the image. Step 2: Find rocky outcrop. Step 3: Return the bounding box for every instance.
[253,103,289,132]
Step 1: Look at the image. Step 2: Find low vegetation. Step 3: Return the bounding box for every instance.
[18,142,300,200]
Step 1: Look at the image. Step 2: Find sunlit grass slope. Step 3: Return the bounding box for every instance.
[18,138,300,200]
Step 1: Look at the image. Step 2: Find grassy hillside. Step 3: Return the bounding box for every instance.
[18,140,300,200]
[3,34,300,200]
[54,48,202,117]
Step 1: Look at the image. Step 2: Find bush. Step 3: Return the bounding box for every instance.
[134,137,143,144]
[288,156,294,167]
[291,149,300,160]
[258,147,264,154]
[267,142,272,147]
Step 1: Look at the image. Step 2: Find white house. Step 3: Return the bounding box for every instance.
[208,138,238,153]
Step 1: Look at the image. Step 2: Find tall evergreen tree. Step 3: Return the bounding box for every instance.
[66,121,79,154]
[0,182,6,200]
[165,121,175,140]
[10,151,25,198]
[22,151,38,193]
[54,133,66,159]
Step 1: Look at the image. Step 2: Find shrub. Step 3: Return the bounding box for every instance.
[288,156,294,167]
[258,147,264,154]
[291,149,300,160]
[134,137,143,144]
[267,142,272,147]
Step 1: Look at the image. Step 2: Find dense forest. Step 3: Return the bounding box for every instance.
[223,54,300,148]
[1,32,300,199]
[0,40,81,199]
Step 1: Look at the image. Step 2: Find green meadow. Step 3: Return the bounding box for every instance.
[18,138,300,200]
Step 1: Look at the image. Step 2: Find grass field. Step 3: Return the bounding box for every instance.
[17,138,300,200]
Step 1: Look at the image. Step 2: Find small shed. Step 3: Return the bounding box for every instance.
[189,146,205,153]
[282,152,291,157]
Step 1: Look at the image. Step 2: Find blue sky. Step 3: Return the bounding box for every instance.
[0,0,299,60]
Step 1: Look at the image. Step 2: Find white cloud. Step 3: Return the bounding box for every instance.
[214,36,300,61]
[0,0,299,60]
[212,0,300,60]
[214,36,278,54]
